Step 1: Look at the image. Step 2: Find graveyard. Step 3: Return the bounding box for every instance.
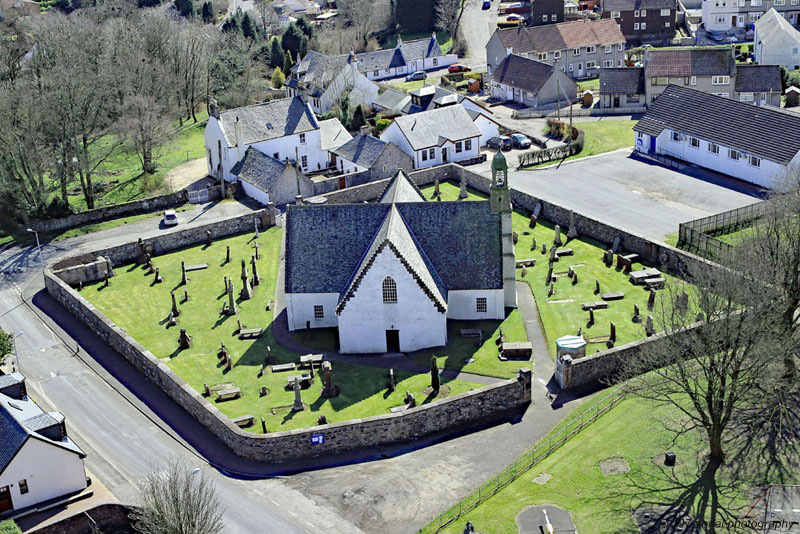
[80,230,482,432]
[418,181,689,357]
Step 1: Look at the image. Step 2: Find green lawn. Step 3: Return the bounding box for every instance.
[524,120,636,169]
[391,75,446,92]
[437,395,748,534]
[577,79,599,91]
[420,182,686,357]
[82,230,481,431]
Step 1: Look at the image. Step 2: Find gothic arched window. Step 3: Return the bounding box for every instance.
[382,277,397,303]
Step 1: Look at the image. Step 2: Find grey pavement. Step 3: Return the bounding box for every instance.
[459,0,498,68]
[516,505,576,534]
[506,150,763,241]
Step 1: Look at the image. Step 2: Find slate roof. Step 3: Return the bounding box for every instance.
[755,8,800,49]
[406,86,469,113]
[319,118,352,152]
[387,105,480,150]
[0,403,27,474]
[331,135,389,168]
[285,201,503,296]
[231,147,288,193]
[23,412,61,432]
[291,51,349,90]
[491,54,555,93]
[634,84,800,164]
[599,67,644,94]
[374,88,412,113]
[356,48,406,71]
[378,170,426,204]
[495,19,625,54]
[734,64,782,93]
[217,97,318,148]
[645,48,734,77]
[602,0,675,11]
[0,373,24,389]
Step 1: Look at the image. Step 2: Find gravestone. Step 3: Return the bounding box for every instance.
[458,174,468,200]
[219,341,227,360]
[512,231,518,245]
[240,259,252,300]
[171,291,180,317]
[572,272,579,285]
[204,383,210,397]
[568,266,574,279]
[206,230,212,246]
[567,210,578,239]
[254,240,260,260]
[178,328,192,349]
[167,312,177,327]
[545,265,553,285]
[237,317,243,333]
[553,225,563,247]
[183,289,189,303]
[404,391,416,408]
[225,352,232,370]
[137,238,146,264]
[436,195,442,201]
[251,255,260,286]
[291,377,305,411]
[548,282,555,297]
[676,291,689,314]
[549,246,557,263]
[521,265,527,277]
[388,368,396,392]
[529,214,537,228]
[78,281,83,291]
[258,363,265,378]
[588,308,595,326]
[322,361,337,398]
[154,268,163,284]
[181,261,187,286]
[604,249,613,266]
[594,280,600,294]
[225,245,230,264]
[531,237,537,251]
[541,243,547,254]
[225,278,238,315]
[610,322,616,342]
[261,417,267,433]
[646,316,654,337]
[254,217,260,239]
[260,385,267,397]
[145,254,154,274]
[103,272,110,288]
[434,179,440,197]
[633,304,641,323]
[647,289,656,311]
[318,415,328,425]
[533,202,542,218]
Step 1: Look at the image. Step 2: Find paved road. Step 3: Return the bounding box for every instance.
[459,0,498,67]
[506,150,763,241]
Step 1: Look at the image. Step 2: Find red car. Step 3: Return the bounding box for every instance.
[448,64,472,73]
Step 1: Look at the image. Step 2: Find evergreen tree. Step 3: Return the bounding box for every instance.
[201,1,213,23]
[242,13,256,40]
[350,104,366,130]
[299,36,308,59]
[295,16,314,38]
[280,23,304,62]
[269,37,285,69]
[271,66,286,88]
[338,94,351,130]
[175,0,195,18]
[430,356,440,394]
[283,52,294,75]
[221,15,239,34]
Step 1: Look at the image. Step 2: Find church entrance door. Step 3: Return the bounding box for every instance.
[385,330,400,353]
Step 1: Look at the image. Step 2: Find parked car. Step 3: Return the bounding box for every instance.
[482,0,491,8]
[405,70,425,81]
[163,209,179,226]
[506,14,524,21]
[707,30,726,42]
[510,133,531,149]
[448,64,472,73]
[487,136,513,151]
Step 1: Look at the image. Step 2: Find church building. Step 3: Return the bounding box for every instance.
[284,153,516,354]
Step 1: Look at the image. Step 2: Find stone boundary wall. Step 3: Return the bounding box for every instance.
[30,190,191,233]
[32,504,134,534]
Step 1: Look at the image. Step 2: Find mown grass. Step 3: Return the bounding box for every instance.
[523,120,636,170]
[82,230,481,431]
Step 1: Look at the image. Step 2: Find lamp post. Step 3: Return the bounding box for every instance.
[12,331,23,373]
[27,228,44,277]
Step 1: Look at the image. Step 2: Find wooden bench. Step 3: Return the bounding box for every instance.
[216,387,241,401]
[232,415,254,428]
[460,329,483,338]
[644,277,666,290]
[238,328,263,340]
[502,342,533,358]
[271,363,296,372]
[629,268,661,285]
[581,301,609,311]
[185,264,208,272]
[601,292,625,301]
[299,354,324,368]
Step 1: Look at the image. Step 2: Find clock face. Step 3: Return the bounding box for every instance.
[495,170,505,186]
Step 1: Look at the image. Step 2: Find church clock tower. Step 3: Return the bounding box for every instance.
[490,150,517,308]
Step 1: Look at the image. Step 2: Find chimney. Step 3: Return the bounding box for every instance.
[396,35,403,48]
[506,47,513,56]
[295,194,304,205]
[234,116,244,161]
[209,97,220,120]
[360,125,370,136]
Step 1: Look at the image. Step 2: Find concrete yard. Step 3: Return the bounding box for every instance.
[507,150,763,242]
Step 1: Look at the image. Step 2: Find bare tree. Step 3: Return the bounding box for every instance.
[435,0,474,53]
[337,0,389,48]
[131,460,225,534]
[313,18,361,55]
[254,0,279,34]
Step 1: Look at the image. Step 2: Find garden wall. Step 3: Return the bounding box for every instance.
[32,504,134,534]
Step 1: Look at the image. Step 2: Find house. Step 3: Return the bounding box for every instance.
[330,133,414,179]
[530,0,566,25]
[372,88,412,117]
[318,118,353,155]
[379,105,497,168]
[354,34,458,81]
[285,51,380,114]
[643,47,782,106]
[0,374,88,514]
[702,0,800,33]
[231,147,314,206]
[486,19,627,79]
[284,157,516,353]
[490,54,577,108]
[754,8,800,70]
[600,0,677,45]
[633,84,800,188]
[205,97,328,183]
[598,67,646,108]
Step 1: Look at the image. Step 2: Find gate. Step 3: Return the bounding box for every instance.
[188,188,209,204]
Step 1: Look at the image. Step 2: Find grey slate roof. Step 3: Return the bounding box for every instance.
[319,118,352,152]
[23,412,61,432]
[291,51,349,90]
[0,373,24,389]
[645,48,734,77]
[285,201,503,296]
[331,135,389,168]
[406,86,468,114]
[734,65,782,93]
[599,67,644,94]
[388,105,480,150]
[491,54,555,93]
[378,170,426,204]
[634,84,800,164]
[218,97,318,148]
[400,35,444,61]
[356,48,406,71]
[602,0,675,11]
[495,19,625,54]
[231,147,288,193]
[0,403,28,474]
[374,88,412,113]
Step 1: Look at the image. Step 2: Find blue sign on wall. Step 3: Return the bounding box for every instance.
[311,433,325,445]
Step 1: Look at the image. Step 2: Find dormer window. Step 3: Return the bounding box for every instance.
[382,277,397,303]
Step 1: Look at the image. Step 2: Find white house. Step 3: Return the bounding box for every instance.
[380,105,497,168]
[702,0,800,33]
[284,160,516,354]
[355,34,458,81]
[204,97,329,183]
[634,84,800,188]
[754,8,800,70]
[0,374,87,514]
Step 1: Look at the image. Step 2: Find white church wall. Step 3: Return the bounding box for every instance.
[286,292,340,331]
[337,248,447,353]
[446,289,505,320]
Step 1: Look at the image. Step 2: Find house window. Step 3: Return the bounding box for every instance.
[433,58,438,66]
[610,10,620,16]
[665,21,670,27]
[634,9,640,16]
[634,22,640,29]
[641,8,647,15]
[618,43,624,51]
[385,69,390,74]
[538,52,549,60]
[455,141,463,153]
[18,480,28,495]
[586,61,596,68]
[740,92,754,101]
[465,139,472,150]
[573,48,580,55]
[690,137,700,148]
[714,92,730,97]
[661,8,671,14]
[586,45,596,53]
[605,45,612,53]
[749,12,761,21]
[712,76,730,85]
[569,64,574,72]
[641,22,647,29]
[653,77,669,85]
[313,305,324,319]
[603,60,613,67]
[554,50,561,59]
[794,47,799,54]
[382,277,397,303]
[301,155,308,168]
[728,149,740,160]
[749,155,761,167]
[689,76,697,85]
[671,131,681,142]
[715,14,727,23]
[476,298,488,313]
[374,70,379,77]
[627,94,640,102]
[429,148,435,159]
[299,133,306,144]
[312,97,321,109]
[543,14,549,21]
[708,142,719,154]
[618,59,624,66]
[422,150,428,161]
[775,0,785,5]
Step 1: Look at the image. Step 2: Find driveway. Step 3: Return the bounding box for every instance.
[507,151,763,241]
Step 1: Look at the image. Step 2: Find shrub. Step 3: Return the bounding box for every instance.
[375,118,391,132]
[271,66,285,89]
[0,521,21,534]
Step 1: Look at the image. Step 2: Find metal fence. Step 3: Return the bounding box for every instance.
[677,201,766,259]
[416,388,626,534]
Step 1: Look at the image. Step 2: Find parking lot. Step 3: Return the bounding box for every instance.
[506,150,763,241]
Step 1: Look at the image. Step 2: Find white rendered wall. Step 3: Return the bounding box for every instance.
[239,180,270,205]
[473,115,500,147]
[446,289,505,320]
[337,248,447,353]
[409,137,481,169]
[379,123,417,165]
[286,292,340,331]
[0,438,87,511]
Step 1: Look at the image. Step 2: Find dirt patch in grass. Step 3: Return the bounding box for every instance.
[598,456,631,476]
[422,384,451,399]
[532,473,552,485]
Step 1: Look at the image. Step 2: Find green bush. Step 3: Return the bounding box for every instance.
[271,66,285,89]
[0,521,21,534]
[375,118,391,131]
